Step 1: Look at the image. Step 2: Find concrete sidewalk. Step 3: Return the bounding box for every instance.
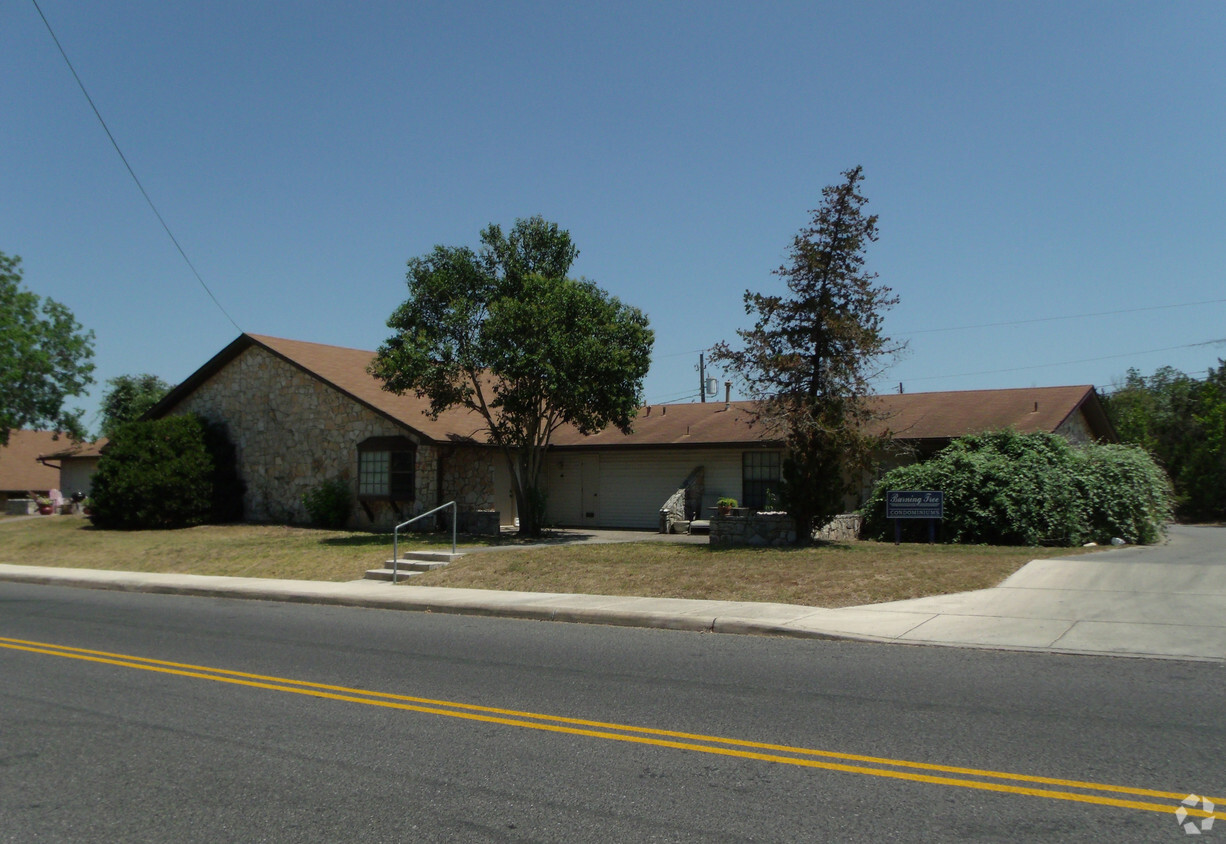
[2,525,1222,662]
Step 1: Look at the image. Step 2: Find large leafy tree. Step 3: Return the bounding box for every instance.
[1104,361,1226,521]
[89,415,245,530]
[0,251,95,446]
[370,217,654,537]
[99,373,172,439]
[711,167,900,543]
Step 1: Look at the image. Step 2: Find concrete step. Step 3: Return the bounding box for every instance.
[384,558,449,572]
[363,567,423,581]
[396,551,465,565]
[364,550,464,581]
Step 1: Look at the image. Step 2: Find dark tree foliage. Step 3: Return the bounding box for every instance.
[861,431,1173,546]
[711,167,900,543]
[0,251,95,445]
[90,415,245,530]
[99,373,172,439]
[1103,362,1226,521]
[371,216,653,537]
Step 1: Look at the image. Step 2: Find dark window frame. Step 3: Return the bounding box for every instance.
[357,436,416,502]
[742,450,781,511]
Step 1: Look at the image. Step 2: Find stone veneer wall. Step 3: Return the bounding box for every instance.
[710,512,863,546]
[170,346,437,529]
[1054,410,1093,445]
[710,513,797,546]
[440,446,495,511]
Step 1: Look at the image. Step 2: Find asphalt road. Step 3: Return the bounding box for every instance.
[2,582,1222,842]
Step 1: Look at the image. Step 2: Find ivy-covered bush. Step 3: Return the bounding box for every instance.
[89,415,245,530]
[861,431,1173,546]
[301,478,352,529]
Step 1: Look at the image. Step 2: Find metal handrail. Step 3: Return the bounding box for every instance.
[392,501,457,584]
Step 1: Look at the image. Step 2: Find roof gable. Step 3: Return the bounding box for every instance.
[149,334,493,444]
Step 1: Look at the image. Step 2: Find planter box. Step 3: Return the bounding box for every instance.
[710,512,796,547]
[710,512,863,546]
[6,499,37,516]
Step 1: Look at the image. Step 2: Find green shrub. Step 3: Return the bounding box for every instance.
[301,479,352,529]
[89,415,245,530]
[861,430,1173,546]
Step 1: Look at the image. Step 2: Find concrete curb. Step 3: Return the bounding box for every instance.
[0,564,847,641]
[2,562,1223,662]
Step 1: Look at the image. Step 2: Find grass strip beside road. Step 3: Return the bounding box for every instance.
[0,516,1096,607]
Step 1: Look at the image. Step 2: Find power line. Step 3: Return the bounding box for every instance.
[31,0,242,333]
[899,338,1226,384]
[894,296,1226,337]
[646,388,702,405]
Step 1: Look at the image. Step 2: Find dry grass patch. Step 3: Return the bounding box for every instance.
[1,516,1100,607]
[0,516,441,582]
[413,541,1097,607]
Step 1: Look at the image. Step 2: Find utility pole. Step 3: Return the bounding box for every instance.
[699,353,706,402]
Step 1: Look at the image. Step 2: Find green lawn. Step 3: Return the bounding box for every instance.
[0,515,1097,607]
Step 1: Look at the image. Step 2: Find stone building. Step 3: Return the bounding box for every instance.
[148,333,1117,531]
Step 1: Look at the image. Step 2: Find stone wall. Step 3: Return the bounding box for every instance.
[170,345,438,529]
[814,513,863,542]
[710,513,797,546]
[1055,409,1093,445]
[440,446,495,510]
[710,512,863,546]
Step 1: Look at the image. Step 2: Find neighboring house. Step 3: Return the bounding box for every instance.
[149,333,1117,531]
[0,430,72,502]
[38,438,108,499]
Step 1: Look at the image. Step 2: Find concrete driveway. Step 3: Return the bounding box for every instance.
[831,524,1226,660]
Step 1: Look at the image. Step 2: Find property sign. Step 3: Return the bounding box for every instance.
[885,490,944,519]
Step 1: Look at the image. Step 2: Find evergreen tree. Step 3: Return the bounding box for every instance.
[712,167,900,542]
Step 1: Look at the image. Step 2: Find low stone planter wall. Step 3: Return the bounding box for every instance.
[461,509,500,536]
[814,513,862,542]
[710,512,863,546]
[5,499,37,516]
[710,513,796,547]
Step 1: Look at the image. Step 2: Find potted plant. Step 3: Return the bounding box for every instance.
[35,496,54,515]
[716,497,738,516]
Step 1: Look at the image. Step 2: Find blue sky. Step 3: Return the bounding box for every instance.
[5,1,1225,434]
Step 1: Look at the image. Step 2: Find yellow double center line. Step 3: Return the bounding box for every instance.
[2,635,1220,820]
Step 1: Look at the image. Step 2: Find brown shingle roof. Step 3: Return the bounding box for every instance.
[866,385,1112,441]
[151,334,493,443]
[39,438,107,460]
[0,430,71,493]
[552,385,1112,448]
[154,334,1115,449]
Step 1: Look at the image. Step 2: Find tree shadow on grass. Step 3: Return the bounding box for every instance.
[319,532,500,549]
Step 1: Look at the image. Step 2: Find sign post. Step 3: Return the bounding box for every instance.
[885,490,944,545]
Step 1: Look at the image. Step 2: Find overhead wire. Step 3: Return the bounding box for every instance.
[894,338,1226,384]
[893,296,1226,337]
[31,0,242,333]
